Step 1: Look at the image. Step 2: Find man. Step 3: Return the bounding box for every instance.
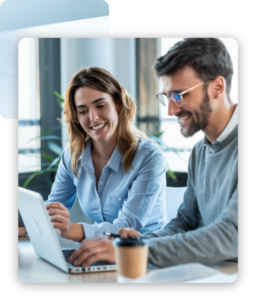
[68,38,238,268]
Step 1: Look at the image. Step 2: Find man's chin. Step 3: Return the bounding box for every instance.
[180,126,199,138]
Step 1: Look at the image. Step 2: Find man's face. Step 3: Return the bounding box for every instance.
[162,66,212,137]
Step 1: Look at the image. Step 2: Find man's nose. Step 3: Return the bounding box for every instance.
[168,99,181,116]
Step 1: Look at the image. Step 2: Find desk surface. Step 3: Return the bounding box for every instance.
[18,237,238,283]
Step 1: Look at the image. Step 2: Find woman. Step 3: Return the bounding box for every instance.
[20,67,167,241]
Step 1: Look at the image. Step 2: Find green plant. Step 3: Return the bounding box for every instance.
[23,92,65,188]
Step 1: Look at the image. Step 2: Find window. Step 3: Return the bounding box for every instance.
[18,38,61,200]
[18,38,41,173]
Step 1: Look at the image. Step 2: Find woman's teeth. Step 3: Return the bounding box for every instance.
[92,123,106,130]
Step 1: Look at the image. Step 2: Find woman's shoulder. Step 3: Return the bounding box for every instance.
[136,138,164,156]
[60,144,73,167]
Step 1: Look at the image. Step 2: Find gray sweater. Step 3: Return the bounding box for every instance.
[144,125,238,268]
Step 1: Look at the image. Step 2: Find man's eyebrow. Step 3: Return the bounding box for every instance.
[76,98,105,108]
[163,89,185,95]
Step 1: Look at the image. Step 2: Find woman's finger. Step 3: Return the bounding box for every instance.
[69,238,112,265]
[47,208,69,218]
[69,238,103,263]
[46,202,67,211]
[18,227,27,237]
[81,250,115,267]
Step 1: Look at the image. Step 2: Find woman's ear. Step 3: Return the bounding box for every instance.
[210,76,226,99]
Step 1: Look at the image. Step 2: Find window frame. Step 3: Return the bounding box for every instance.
[18,38,62,200]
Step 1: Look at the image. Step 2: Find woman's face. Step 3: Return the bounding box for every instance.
[74,87,119,146]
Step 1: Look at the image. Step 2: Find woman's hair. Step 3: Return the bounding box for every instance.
[64,67,147,178]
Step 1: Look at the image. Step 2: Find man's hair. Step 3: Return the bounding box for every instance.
[153,38,233,98]
[64,67,147,177]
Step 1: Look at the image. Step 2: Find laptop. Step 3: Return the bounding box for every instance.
[18,187,117,274]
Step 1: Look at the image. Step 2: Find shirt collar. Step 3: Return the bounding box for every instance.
[214,104,238,143]
[203,104,238,148]
[78,139,123,173]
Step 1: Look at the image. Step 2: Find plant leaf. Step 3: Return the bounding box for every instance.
[154,130,167,138]
[23,168,58,188]
[40,135,61,141]
[41,151,55,162]
[53,91,65,102]
[47,156,61,169]
[48,142,63,156]
[30,125,62,141]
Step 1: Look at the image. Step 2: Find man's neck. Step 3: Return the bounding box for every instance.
[204,102,236,143]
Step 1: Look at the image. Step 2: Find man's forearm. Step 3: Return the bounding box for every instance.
[147,219,238,268]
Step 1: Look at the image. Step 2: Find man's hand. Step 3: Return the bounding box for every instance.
[18,227,27,237]
[118,228,141,238]
[68,238,115,267]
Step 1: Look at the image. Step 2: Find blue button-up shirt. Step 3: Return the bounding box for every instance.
[47,138,167,239]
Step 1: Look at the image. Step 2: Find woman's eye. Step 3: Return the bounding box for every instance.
[79,110,88,114]
[97,105,105,109]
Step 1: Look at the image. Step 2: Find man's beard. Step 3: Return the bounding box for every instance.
[180,91,212,137]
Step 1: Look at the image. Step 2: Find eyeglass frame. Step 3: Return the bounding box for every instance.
[155,78,215,107]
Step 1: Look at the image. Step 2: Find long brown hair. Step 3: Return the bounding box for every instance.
[64,67,147,177]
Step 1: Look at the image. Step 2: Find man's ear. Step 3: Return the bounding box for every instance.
[210,76,226,99]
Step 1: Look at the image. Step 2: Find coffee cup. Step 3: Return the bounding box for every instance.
[113,237,148,279]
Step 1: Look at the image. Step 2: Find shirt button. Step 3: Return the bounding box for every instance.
[118,197,122,201]
[100,181,103,184]
[99,209,101,212]
[97,199,100,202]
[102,173,105,176]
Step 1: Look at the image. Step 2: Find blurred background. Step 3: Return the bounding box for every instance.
[18,38,238,207]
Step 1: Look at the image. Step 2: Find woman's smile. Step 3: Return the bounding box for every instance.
[91,123,107,131]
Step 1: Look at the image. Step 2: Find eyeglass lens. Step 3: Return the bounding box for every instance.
[157,93,181,106]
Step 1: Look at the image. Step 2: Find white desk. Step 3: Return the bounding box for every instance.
[18,237,238,283]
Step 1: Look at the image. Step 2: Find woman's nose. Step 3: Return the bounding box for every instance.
[89,109,99,122]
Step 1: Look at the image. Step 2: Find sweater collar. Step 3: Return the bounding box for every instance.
[203,105,238,152]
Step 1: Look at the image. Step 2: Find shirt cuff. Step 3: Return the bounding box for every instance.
[79,222,96,240]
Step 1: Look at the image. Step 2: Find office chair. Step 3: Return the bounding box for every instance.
[165,186,187,222]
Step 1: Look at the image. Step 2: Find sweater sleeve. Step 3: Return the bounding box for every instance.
[143,168,201,239]
[146,184,238,267]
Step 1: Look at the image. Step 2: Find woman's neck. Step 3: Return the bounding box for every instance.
[91,139,117,162]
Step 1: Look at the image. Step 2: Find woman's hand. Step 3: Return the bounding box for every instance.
[18,227,27,237]
[69,238,115,267]
[46,202,84,242]
[46,202,71,238]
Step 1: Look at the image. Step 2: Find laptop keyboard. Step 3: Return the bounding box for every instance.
[62,249,114,267]
[62,249,76,262]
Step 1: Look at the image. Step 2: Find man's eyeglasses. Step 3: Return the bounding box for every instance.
[156,78,215,107]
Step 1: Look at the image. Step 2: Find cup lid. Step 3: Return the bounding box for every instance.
[113,237,147,247]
